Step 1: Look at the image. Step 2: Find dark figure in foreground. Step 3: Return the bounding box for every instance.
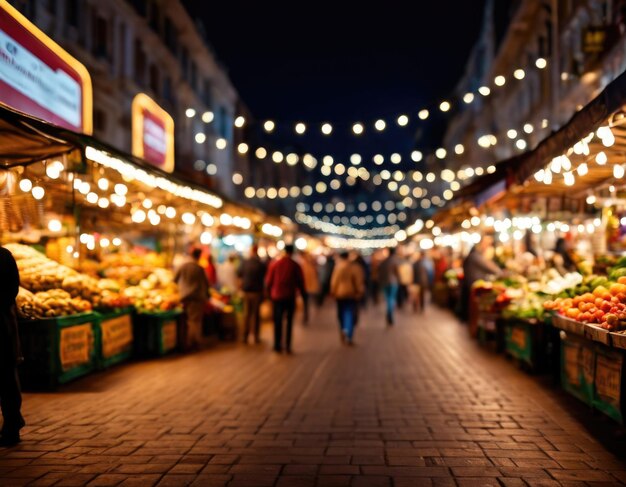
[265,244,305,354]
[0,246,25,446]
[238,245,267,344]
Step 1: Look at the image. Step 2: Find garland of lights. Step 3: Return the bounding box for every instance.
[296,213,399,238]
[186,57,550,140]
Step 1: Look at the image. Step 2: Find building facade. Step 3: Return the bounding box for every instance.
[443,0,626,170]
[9,0,244,198]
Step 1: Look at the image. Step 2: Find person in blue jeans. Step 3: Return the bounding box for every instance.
[330,252,365,345]
[378,247,401,325]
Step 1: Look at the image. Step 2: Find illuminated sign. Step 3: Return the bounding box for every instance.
[0,0,92,133]
[131,93,175,172]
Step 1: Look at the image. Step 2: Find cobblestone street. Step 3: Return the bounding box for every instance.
[2,304,626,486]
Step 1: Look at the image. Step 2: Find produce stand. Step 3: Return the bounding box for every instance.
[133,309,183,357]
[593,344,624,424]
[502,317,548,372]
[93,307,134,369]
[18,312,99,389]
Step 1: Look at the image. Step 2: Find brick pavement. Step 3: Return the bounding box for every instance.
[1,304,626,486]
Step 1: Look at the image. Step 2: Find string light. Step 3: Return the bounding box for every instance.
[463,93,474,104]
[397,115,409,126]
[238,143,249,154]
[478,86,491,96]
[321,123,333,135]
[513,69,525,80]
[185,108,196,118]
[374,119,386,131]
[353,123,364,135]
[439,101,451,112]
[535,57,547,69]
[263,120,275,132]
[202,111,214,123]
[295,122,306,134]
[494,75,506,86]
[234,116,245,127]
[418,109,430,120]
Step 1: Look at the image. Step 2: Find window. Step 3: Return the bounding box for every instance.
[130,0,146,17]
[179,46,189,78]
[66,0,79,27]
[149,64,159,95]
[94,109,106,132]
[92,15,109,60]
[164,17,177,54]
[134,38,146,86]
[218,106,229,139]
[163,76,173,104]
[148,0,159,32]
[202,79,212,107]
[190,61,197,91]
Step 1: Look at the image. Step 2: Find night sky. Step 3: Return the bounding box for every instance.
[183,1,517,225]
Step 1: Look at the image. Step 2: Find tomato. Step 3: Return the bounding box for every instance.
[601,301,613,313]
[595,298,605,308]
[594,310,605,322]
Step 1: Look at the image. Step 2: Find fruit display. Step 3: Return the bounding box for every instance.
[16,287,92,320]
[123,285,180,313]
[544,277,626,331]
[6,243,130,314]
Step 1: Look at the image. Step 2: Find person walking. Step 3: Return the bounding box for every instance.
[330,252,365,345]
[297,252,320,325]
[238,245,267,344]
[265,244,305,354]
[378,247,401,325]
[0,246,25,446]
[174,247,209,350]
[461,236,501,322]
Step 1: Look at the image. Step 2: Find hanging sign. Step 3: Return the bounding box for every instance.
[131,93,175,172]
[0,0,92,133]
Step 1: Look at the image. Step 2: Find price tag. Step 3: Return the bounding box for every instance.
[161,320,177,352]
[595,353,622,402]
[564,344,580,386]
[59,323,93,371]
[101,314,133,358]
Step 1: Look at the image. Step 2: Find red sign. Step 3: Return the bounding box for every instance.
[132,93,174,172]
[0,0,92,133]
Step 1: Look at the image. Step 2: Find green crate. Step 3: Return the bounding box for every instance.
[593,344,624,424]
[560,332,595,406]
[18,313,99,389]
[133,309,182,356]
[94,307,134,369]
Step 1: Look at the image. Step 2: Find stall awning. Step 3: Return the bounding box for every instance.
[0,103,266,221]
[451,68,626,206]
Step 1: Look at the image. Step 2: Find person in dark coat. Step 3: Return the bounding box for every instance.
[460,236,501,321]
[0,246,25,446]
[238,245,267,344]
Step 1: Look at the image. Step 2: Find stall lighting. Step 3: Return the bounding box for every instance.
[86,147,223,209]
[614,165,625,179]
[577,163,588,176]
[165,207,176,219]
[97,178,109,191]
[201,214,215,226]
[100,238,110,248]
[131,209,146,223]
[19,178,32,192]
[98,197,110,208]
[295,237,308,250]
[586,194,596,205]
[114,183,127,196]
[216,138,227,149]
[149,213,160,225]
[86,192,98,204]
[182,212,196,225]
[78,181,90,195]
[596,151,608,165]
[111,194,126,207]
[202,111,214,123]
[66,245,73,253]
[563,172,575,186]
[200,231,213,245]
[220,213,233,226]
[46,161,63,179]
[142,198,153,209]
[47,219,62,232]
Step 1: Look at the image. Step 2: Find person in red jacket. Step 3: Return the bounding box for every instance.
[265,244,305,354]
